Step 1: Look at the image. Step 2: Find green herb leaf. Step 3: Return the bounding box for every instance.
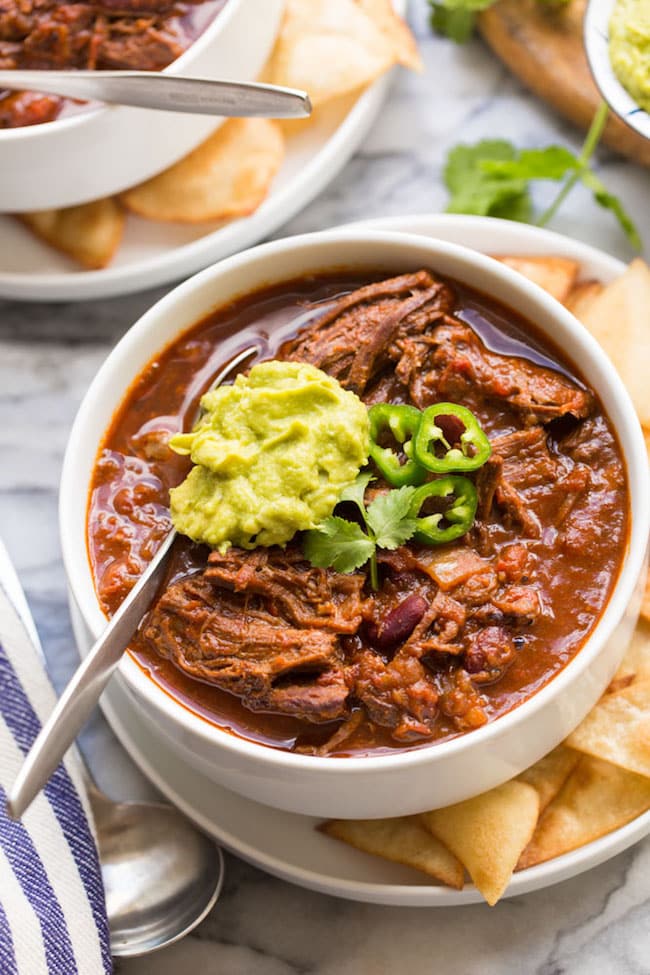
[430,5,477,43]
[303,517,375,574]
[480,146,578,181]
[365,486,418,550]
[339,471,374,520]
[580,169,642,250]
[444,141,533,221]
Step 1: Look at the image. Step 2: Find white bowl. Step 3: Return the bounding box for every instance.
[584,0,650,142]
[0,0,284,213]
[60,228,650,819]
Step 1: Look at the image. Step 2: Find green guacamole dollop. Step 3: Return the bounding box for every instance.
[168,360,369,551]
[610,0,650,113]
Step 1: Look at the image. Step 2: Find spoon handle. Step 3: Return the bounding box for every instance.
[7,529,177,821]
[0,70,311,119]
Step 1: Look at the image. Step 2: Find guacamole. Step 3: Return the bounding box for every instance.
[168,360,369,551]
[610,0,650,113]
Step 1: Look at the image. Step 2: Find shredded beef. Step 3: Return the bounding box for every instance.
[282,272,455,396]
[143,573,352,723]
[400,321,593,422]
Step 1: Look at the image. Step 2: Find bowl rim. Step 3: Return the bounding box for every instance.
[0,0,243,142]
[583,0,650,142]
[60,226,650,773]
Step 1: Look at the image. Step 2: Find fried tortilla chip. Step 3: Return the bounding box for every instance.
[267,0,395,108]
[422,780,539,905]
[576,259,650,427]
[564,279,605,320]
[19,198,124,270]
[321,816,464,888]
[610,619,650,689]
[495,255,579,304]
[642,570,650,625]
[518,756,650,870]
[566,679,650,778]
[355,0,422,70]
[517,745,581,813]
[121,119,284,223]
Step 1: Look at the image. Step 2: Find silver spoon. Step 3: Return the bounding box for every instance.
[8,344,260,820]
[0,70,311,119]
[84,769,224,957]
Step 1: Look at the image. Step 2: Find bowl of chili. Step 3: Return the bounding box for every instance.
[0,0,285,212]
[60,228,649,818]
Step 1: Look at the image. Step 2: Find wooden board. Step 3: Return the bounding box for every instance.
[478,0,650,168]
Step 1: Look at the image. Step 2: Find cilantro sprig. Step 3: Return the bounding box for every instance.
[303,473,417,590]
[444,103,641,248]
[429,0,570,43]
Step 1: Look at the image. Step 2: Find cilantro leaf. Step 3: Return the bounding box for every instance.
[480,146,578,181]
[444,141,532,222]
[303,517,375,574]
[365,487,418,550]
[430,5,477,43]
[580,169,642,250]
[340,471,374,521]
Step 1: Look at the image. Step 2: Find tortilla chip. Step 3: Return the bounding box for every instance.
[577,259,650,427]
[566,679,650,778]
[495,256,579,304]
[422,780,539,905]
[642,570,650,625]
[267,0,395,108]
[355,0,422,70]
[564,279,605,320]
[321,816,464,888]
[19,198,124,270]
[518,756,650,870]
[121,119,284,223]
[517,745,581,813]
[610,619,650,689]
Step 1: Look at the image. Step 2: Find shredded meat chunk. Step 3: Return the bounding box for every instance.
[282,272,455,396]
[401,321,593,422]
[143,577,349,722]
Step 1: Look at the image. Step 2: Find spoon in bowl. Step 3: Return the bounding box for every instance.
[8,344,260,821]
[0,71,312,119]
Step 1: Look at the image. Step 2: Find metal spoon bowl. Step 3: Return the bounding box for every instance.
[86,777,223,957]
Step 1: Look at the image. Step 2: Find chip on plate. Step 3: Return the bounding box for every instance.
[517,745,581,813]
[564,279,605,320]
[576,258,650,427]
[19,198,125,269]
[566,679,650,778]
[267,0,396,108]
[321,816,464,888]
[422,780,539,905]
[355,0,422,70]
[642,571,650,625]
[121,118,284,223]
[495,255,579,304]
[518,756,650,870]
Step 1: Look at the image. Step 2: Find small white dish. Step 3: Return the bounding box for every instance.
[0,0,284,213]
[0,0,406,303]
[584,0,650,141]
[60,219,649,820]
[67,214,650,907]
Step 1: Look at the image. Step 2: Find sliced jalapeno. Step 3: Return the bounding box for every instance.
[414,403,491,473]
[368,403,426,487]
[409,475,478,545]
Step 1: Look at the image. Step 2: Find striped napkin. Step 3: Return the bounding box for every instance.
[0,539,112,975]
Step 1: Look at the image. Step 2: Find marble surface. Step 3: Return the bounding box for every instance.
[1,1,650,971]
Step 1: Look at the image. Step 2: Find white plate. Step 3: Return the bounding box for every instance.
[584,0,650,143]
[0,1,406,304]
[73,213,650,906]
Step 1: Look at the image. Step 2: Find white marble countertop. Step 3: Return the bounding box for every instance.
[1,2,649,972]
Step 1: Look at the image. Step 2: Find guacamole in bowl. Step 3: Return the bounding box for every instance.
[609,0,650,113]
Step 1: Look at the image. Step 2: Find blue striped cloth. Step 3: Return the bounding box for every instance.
[0,540,112,975]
